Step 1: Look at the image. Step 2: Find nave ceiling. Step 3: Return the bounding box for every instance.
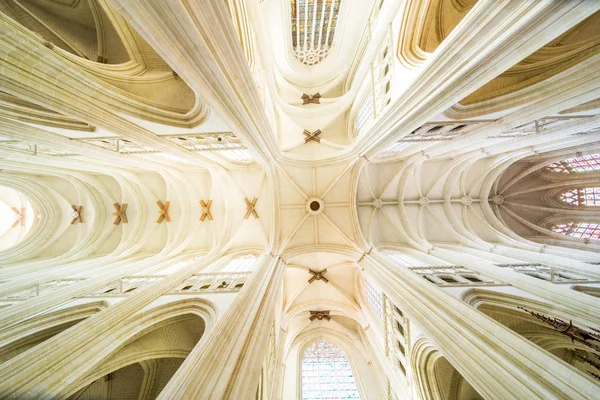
[0,0,600,399]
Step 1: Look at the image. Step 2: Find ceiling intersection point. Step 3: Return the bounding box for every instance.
[70,205,84,224]
[301,93,321,105]
[156,200,171,224]
[303,129,322,143]
[309,310,331,321]
[199,200,213,221]
[112,203,128,225]
[306,198,324,215]
[308,269,328,284]
[244,197,259,219]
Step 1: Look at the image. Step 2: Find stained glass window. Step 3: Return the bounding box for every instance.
[545,154,600,173]
[291,0,342,66]
[301,340,360,400]
[552,222,600,240]
[559,188,600,206]
[365,279,384,320]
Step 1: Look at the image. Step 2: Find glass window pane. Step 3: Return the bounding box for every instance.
[301,340,360,400]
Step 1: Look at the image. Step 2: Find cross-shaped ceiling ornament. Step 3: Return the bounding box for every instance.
[301,92,321,105]
[309,310,331,321]
[112,203,128,225]
[11,207,25,228]
[308,269,328,284]
[303,129,322,143]
[199,200,213,221]
[156,201,171,224]
[244,197,258,219]
[70,205,84,224]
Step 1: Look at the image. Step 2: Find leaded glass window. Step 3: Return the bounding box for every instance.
[353,93,374,136]
[301,340,360,400]
[559,188,600,206]
[552,222,600,240]
[546,154,600,173]
[365,279,384,320]
[383,250,433,267]
[220,255,258,272]
[291,0,342,66]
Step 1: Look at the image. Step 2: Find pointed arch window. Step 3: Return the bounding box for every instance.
[546,154,600,173]
[301,340,360,399]
[560,188,600,206]
[552,222,600,240]
[291,0,342,66]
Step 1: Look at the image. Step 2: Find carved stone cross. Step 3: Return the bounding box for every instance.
[304,129,322,143]
[112,203,128,225]
[199,200,213,221]
[11,207,25,228]
[309,310,331,321]
[156,200,171,224]
[308,269,328,284]
[70,205,84,224]
[244,197,259,219]
[302,92,321,105]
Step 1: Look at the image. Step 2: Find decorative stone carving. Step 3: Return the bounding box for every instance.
[244,197,258,219]
[491,195,504,205]
[112,203,128,225]
[199,200,213,221]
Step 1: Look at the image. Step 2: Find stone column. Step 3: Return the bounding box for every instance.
[360,250,598,400]
[156,253,284,399]
[0,254,220,398]
[106,0,280,164]
[361,0,600,157]
[431,246,600,327]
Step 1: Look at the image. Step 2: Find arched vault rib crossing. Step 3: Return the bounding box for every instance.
[0,0,600,399]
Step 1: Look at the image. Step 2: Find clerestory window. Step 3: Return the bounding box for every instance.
[546,154,600,173]
[559,188,600,206]
[301,340,360,399]
[552,222,600,240]
[291,0,342,66]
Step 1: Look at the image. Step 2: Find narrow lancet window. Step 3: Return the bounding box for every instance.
[365,279,384,320]
[301,340,360,399]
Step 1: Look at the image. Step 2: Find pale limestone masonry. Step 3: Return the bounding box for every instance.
[0,1,599,399]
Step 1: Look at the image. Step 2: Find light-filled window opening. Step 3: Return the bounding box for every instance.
[353,93,374,137]
[365,279,384,320]
[552,222,600,240]
[220,255,258,272]
[291,0,342,66]
[559,188,600,206]
[301,340,360,400]
[546,154,600,173]
[384,250,433,267]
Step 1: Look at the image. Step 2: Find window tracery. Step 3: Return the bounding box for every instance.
[301,340,359,399]
[353,93,374,137]
[291,0,342,66]
[365,279,384,320]
[552,222,600,240]
[559,188,600,206]
[546,154,600,173]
